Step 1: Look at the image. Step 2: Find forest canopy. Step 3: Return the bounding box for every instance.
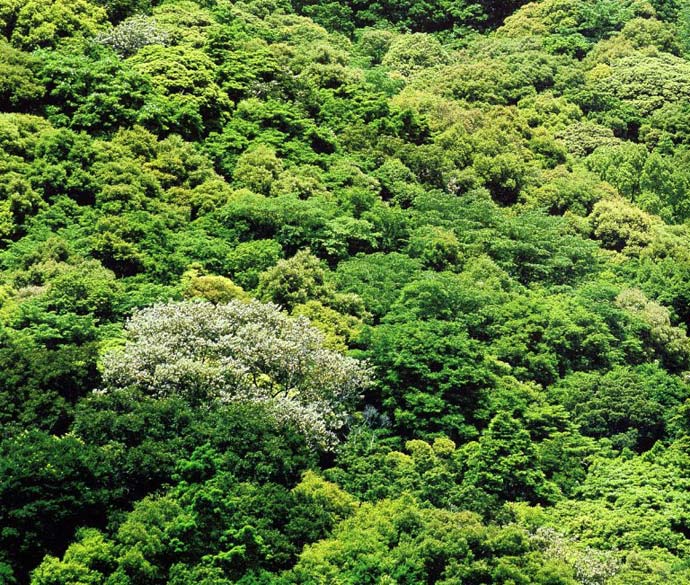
[2,0,690,584]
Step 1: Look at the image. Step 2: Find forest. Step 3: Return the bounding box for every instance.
[1,0,690,583]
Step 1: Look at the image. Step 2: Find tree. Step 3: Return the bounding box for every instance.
[72,388,319,507]
[288,496,576,584]
[225,239,283,290]
[363,318,494,440]
[35,43,154,133]
[29,128,98,205]
[458,413,559,515]
[101,299,370,447]
[42,260,123,319]
[0,41,44,111]
[233,144,284,195]
[588,53,690,119]
[31,463,358,584]
[381,33,449,77]
[257,249,332,311]
[92,0,155,22]
[0,431,111,583]
[180,268,248,304]
[407,225,461,270]
[542,442,690,577]
[96,14,168,57]
[32,529,115,585]
[0,162,43,240]
[589,197,658,254]
[549,364,689,451]
[128,44,230,137]
[333,252,423,320]
[487,289,622,386]
[0,324,99,434]
[616,288,690,371]
[0,0,108,50]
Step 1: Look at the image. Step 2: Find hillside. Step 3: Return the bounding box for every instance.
[2,0,690,583]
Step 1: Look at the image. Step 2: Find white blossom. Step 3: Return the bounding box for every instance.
[96,15,168,58]
[101,299,371,448]
[531,527,621,585]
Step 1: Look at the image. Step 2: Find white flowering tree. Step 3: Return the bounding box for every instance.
[96,15,168,57]
[101,300,371,448]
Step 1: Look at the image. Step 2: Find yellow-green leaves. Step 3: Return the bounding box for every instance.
[0,0,107,50]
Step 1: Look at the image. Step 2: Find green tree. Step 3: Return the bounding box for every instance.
[549,364,689,451]
[458,413,560,515]
[0,0,107,50]
[0,41,44,111]
[288,496,575,584]
[180,268,248,304]
[128,44,230,137]
[333,253,423,320]
[233,144,284,195]
[0,431,111,582]
[37,43,154,133]
[257,249,332,310]
[363,318,494,439]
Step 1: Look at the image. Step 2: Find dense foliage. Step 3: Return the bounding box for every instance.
[2,0,690,583]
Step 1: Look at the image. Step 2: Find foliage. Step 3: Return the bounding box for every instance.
[2,0,690,582]
[0,431,111,583]
[0,0,108,50]
[257,249,332,310]
[287,497,576,584]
